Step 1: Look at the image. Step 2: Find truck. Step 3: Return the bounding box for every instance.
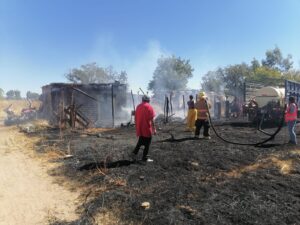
[244,80,300,123]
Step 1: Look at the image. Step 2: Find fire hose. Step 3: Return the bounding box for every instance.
[205,101,285,146]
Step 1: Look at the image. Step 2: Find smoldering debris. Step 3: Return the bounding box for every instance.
[26,119,300,225]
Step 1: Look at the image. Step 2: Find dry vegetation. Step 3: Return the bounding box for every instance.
[1,99,300,225]
[0,99,40,120]
[21,123,300,224]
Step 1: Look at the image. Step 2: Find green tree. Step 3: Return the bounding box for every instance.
[148,56,193,96]
[251,66,282,86]
[14,90,21,99]
[200,47,300,96]
[251,58,260,71]
[65,62,128,84]
[6,90,22,100]
[201,68,224,93]
[222,63,252,96]
[283,70,300,82]
[261,46,293,72]
[6,90,15,99]
[26,91,40,100]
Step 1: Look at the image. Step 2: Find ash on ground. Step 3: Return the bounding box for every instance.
[29,121,300,225]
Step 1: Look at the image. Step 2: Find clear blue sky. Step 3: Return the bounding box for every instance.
[1,0,300,96]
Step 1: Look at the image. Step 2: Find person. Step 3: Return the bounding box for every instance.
[131,95,156,162]
[186,95,197,131]
[194,92,211,139]
[285,96,298,145]
[230,97,240,118]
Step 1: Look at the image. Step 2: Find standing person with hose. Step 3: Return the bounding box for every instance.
[130,95,157,163]
[194,92,211,139]
[285,96,298,145]
[186,95,197,132]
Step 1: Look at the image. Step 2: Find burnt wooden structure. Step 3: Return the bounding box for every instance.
[39,82,127,128]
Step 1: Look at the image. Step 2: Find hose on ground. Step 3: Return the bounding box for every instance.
[205,101,285,146]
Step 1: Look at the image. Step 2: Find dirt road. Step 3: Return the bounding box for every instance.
[0,126,79,225]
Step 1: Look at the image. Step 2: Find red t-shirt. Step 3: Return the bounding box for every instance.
[135,102,156,137]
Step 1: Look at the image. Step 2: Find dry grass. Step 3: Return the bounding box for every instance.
[210,151,297,180]
[94,210,135,225]
[7,114,299,224]
[0,99,41,120]
[85,127,115,133]
[108,176,127,187]
[0,126,41,153]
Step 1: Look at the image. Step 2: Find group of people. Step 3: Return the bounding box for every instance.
[130,92,298,163]
[186,92,211,139]
[130,92,212,163]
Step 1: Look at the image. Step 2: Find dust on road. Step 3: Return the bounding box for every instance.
[0,126,79,225]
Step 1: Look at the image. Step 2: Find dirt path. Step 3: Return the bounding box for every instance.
[0,126,79,225]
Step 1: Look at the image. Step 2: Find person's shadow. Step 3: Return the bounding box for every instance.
[78,160,134,171]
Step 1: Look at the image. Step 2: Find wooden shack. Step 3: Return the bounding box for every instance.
[39,82,127,128]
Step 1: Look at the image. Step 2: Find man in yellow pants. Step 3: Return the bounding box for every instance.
[186,95,197,131]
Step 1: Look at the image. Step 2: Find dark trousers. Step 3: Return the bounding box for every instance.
[133,136,152,161]
[195,119,210,137]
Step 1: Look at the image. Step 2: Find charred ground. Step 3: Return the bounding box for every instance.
[23,120,300,225]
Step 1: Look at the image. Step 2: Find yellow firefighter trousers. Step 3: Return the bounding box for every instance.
[187,109,197,131]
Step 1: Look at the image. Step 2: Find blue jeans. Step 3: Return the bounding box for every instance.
[287,120,297,144]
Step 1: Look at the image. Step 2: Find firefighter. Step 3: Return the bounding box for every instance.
[194,92,211,139]
[186,95,197,132]
[285,96,298,145]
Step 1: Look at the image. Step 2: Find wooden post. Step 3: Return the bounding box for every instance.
[71,90,75,129]
[183,95,186,117]
[131,90,135,111]
[60,90,65,138]
[130,90,135,123]
[165,96,169,123]
[111,84,115,128]
[169,93,173,114]
[59,91,62,138]
[243,82,246,103]
[164,96,166,122]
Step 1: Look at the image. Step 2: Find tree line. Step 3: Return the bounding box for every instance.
[2,46,297,101]
[66,47,300,98]
[201,46,300,97]
[0,89,40,100]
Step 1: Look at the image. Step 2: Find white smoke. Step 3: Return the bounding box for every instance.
[126,41,170,94]
[88,38,171,124]
[89,37,170,94]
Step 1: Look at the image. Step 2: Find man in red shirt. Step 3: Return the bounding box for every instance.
[131,95,156,162]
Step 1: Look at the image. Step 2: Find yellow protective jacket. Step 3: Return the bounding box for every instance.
[195,98,210,120]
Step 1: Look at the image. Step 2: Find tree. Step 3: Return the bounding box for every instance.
[26,91,40,100]
[6,90,22,100]
[283,70,300,82]
[148,56,193,96]
[200,47,300,96]
[251,58,260,71]
[261,46,293,72]
[200,64,252,97]
[222,63,252,96]
[201,68,224,93]
[65,62,128,84]
[251,66,282,86]
[6,90,15,99]
[14,90,21,99]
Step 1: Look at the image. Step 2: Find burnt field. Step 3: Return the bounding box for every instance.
[25,120,300,225]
